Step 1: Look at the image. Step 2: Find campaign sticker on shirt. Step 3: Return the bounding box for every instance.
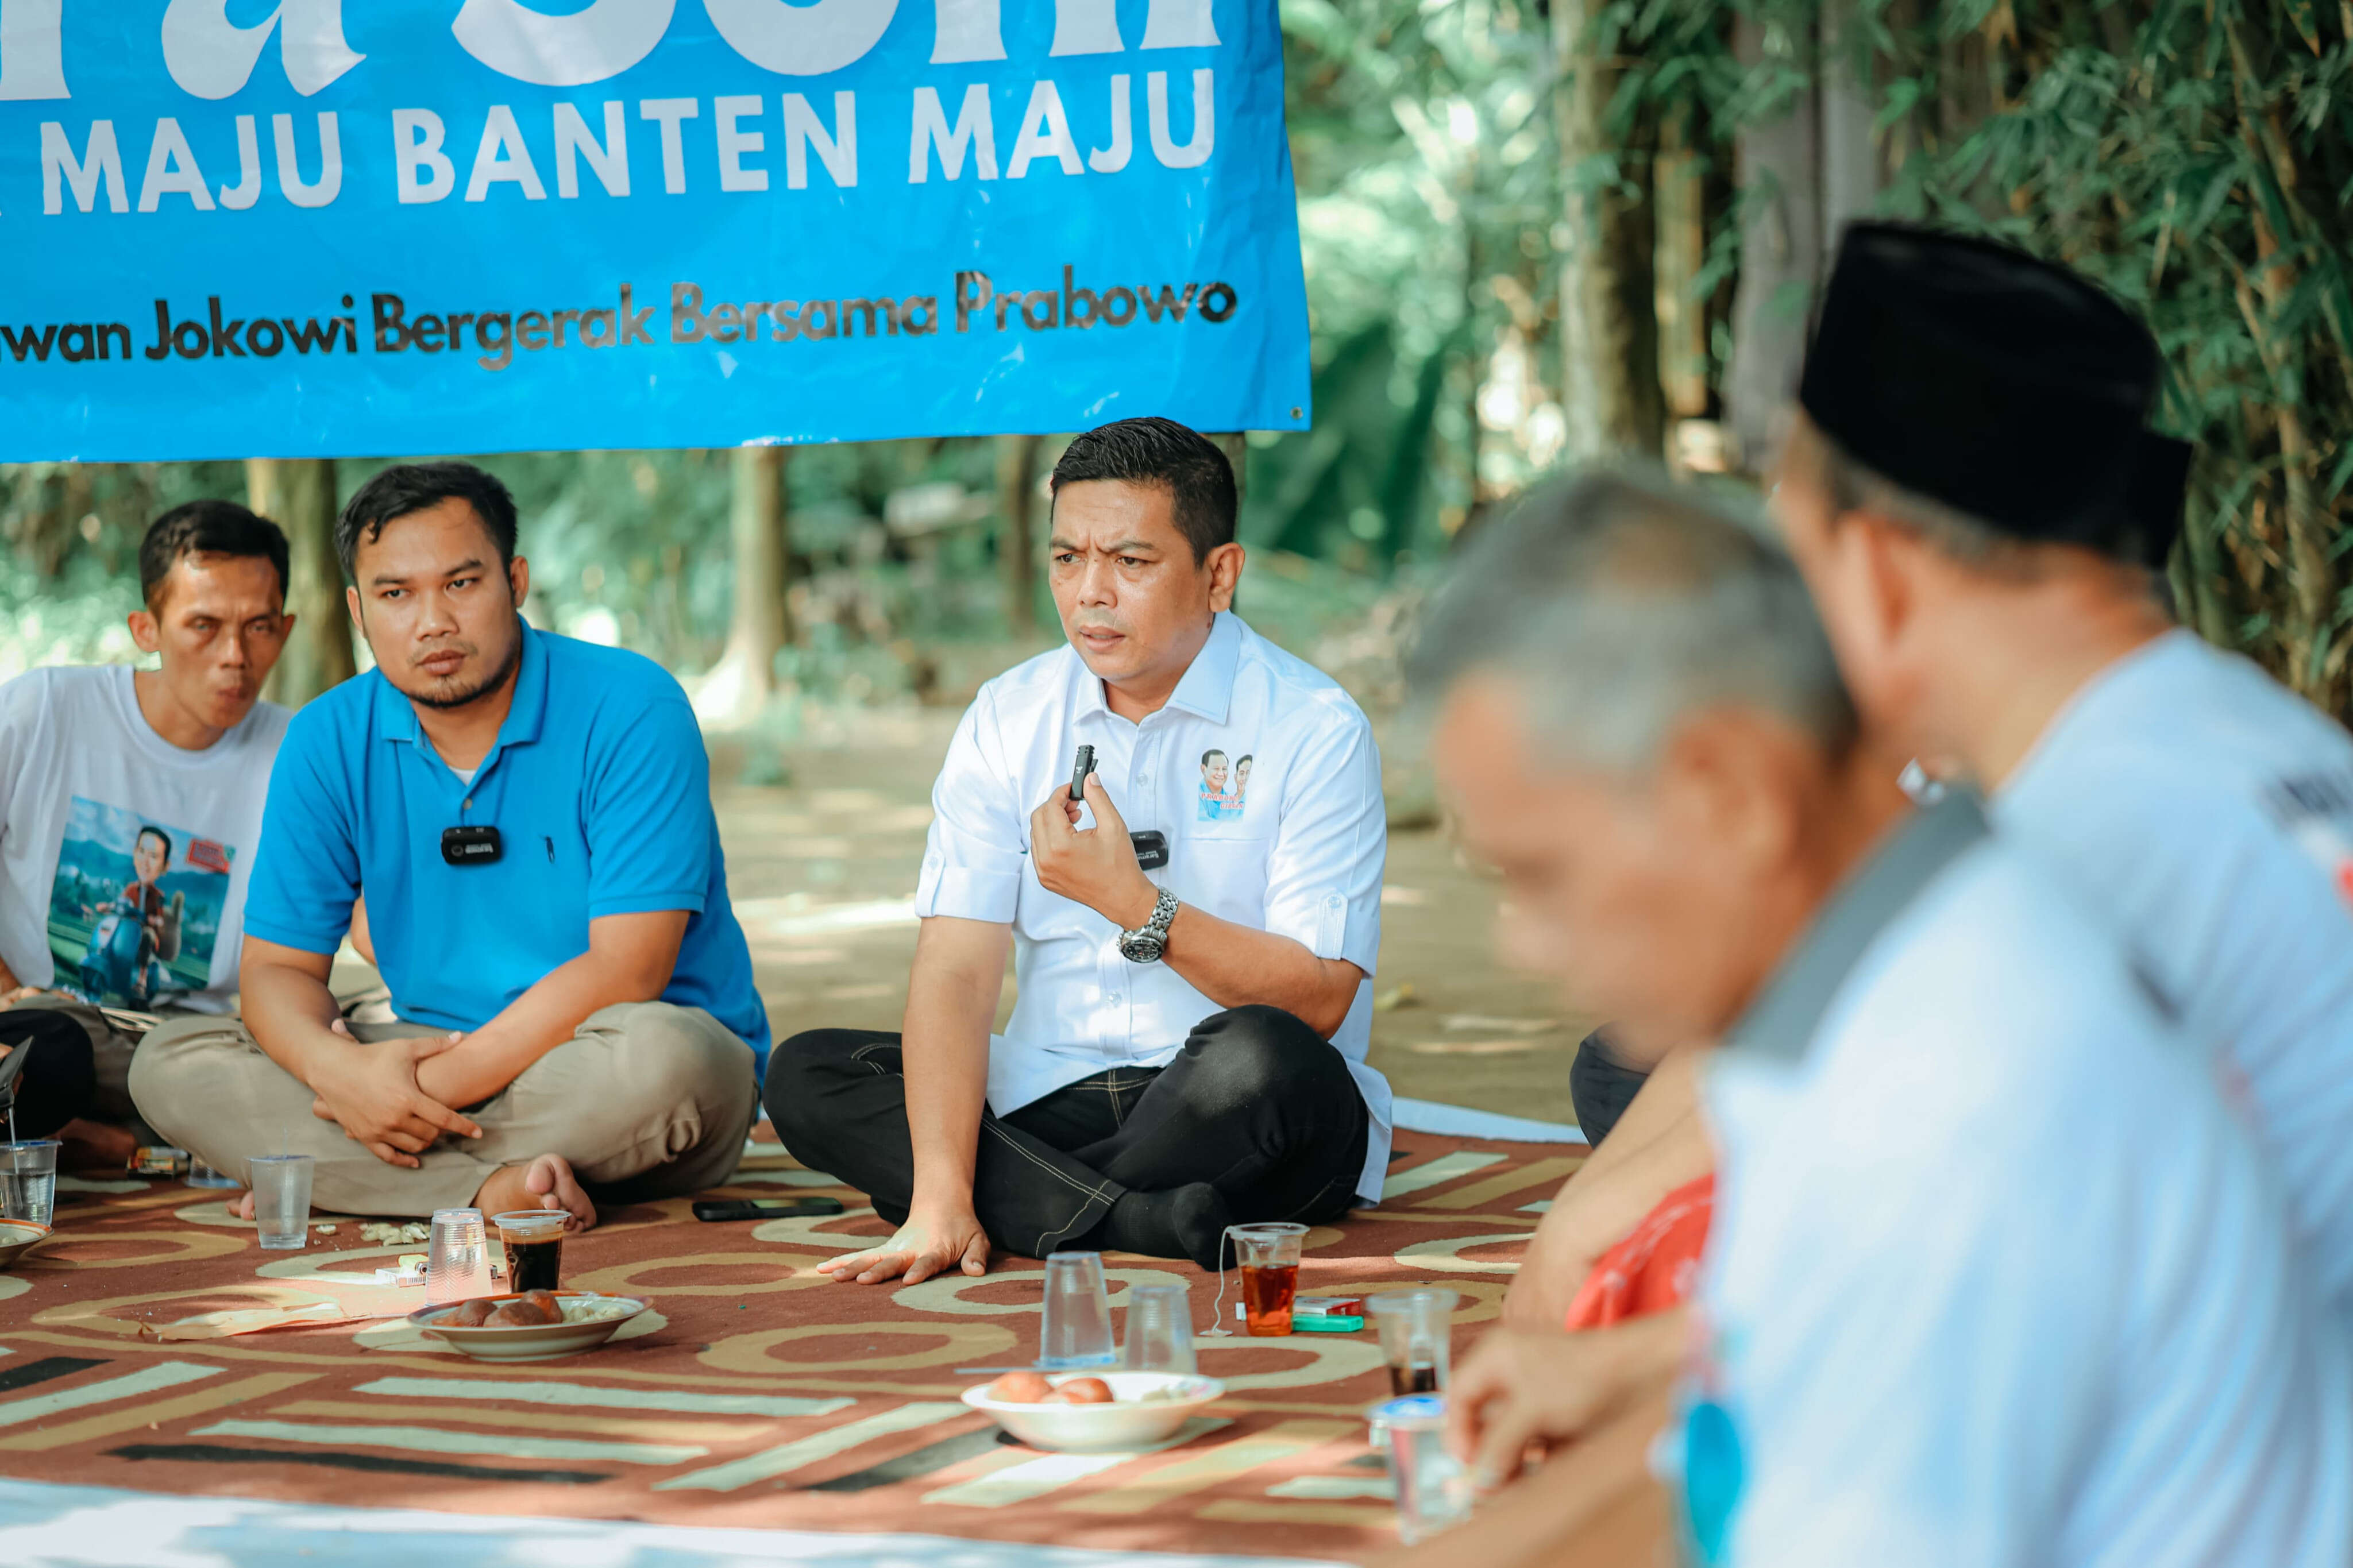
[1197,748,1256,822]
[47,796,235,1008]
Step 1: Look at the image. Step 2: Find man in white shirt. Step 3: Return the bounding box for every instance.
[1770,222,2353,1315]
[764,418,1390,1278]
[1407,468,2347,1568]
[0,501,294,1163]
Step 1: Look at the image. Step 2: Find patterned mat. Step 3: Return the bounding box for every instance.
[0,1133,1581,1563]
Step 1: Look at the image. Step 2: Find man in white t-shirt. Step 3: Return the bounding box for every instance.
[1407,468,2347,1567]
[0,501,294,1164]
[1771,222,2353,1315]
[763,418,1389,1277]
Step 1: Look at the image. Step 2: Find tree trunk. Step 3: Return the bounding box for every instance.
[693,446,790,724]
[996,433,1043,636]
[248,457,355,706]
[1210,432,1249,504]
[1720,3,1884,472]
[1554,0,1664,460]
[1653,103,1712,430]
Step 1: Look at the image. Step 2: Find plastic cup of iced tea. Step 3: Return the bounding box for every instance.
[1230,1222,1309,1336]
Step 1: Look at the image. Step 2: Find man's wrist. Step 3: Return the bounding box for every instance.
[1104,878,1160,933]
[909,1189,979,1223]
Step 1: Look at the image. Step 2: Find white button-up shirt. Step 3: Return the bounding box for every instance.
[914,612,1392,1203]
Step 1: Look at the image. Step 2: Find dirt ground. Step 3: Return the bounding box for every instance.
[712,705,1587,1127]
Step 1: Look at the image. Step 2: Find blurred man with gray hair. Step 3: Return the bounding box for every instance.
[1398,468,2347,1567]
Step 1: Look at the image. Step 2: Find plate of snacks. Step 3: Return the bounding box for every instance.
[961,1370,1224,1453]
[0,1221,49,1270]
[408,1291,649,1362]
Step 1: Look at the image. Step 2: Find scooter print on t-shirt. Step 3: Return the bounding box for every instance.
[46,796,234,1007]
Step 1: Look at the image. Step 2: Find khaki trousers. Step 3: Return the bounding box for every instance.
[128,1002,759,1217]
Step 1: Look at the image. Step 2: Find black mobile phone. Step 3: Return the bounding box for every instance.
[1070,743,1097,801]
[1130,830,1169,869]
[692,1196,845,1222]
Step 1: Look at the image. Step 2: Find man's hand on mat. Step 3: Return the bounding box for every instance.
[1030,775,1158,931]
[819,1206,990,1284]
[1446,1324,1680,1492]
[307,1022,485,1167]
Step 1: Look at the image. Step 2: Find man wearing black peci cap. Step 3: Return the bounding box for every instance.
[1772,220,2353,1316]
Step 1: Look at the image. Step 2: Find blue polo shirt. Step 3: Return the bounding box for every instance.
[244,626,770,1075]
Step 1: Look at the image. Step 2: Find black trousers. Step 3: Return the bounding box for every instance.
[763,1005,1370,1260]
[0,1009,99,1141]
[1569,1026,1650,1148]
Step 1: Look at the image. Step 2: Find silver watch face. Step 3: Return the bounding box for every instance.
[1120,930,1166,963]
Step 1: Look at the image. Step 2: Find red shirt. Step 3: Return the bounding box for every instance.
[1563,1174,1715,1331]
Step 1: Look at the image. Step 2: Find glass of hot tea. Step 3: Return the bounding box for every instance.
[1230,1222,1309,1336]
[493,1210,568,1293]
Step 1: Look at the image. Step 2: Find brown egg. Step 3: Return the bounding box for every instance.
[988,1370,1054,1403]
[522,1289,563,1319]
[1055,1377,1113,1404]
[443,1298,496,1327]
[484,1300,551,1327]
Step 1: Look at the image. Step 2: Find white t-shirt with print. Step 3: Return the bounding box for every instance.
[1997,629,2353,1311]
[1701,830,2350,1568]
[0,666,288,1013]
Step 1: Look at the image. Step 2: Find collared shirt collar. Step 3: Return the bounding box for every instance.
[1726,790,1992,1065]
[1075,611,1241,728]
[371,623,551,756]
[1070,612,1243,728]
[1164,611,1241,724]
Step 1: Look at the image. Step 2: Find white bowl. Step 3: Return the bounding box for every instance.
[961,1370,1224,1453]
[409,1291,649,1362]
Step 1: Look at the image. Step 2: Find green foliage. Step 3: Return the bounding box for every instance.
[1258,0,1565,561]
[1595,0,2353,710]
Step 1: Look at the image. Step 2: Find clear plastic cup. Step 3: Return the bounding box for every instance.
[1367,1288,1460,1397]
[0,1140,58,1227]
[1038,1250,1116,1368]
[1122,1282,1198,1373]
[1230,1222,1307,1335]
[426,1207,495,1304]
[1367,1394,1472,1544]
[247,1154,314,1249]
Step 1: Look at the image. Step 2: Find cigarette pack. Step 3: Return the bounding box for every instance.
[1295,1296,1365,1318]
[128,1145,190,1177]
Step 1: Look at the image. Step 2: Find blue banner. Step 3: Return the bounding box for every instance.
[0,1,1310,461]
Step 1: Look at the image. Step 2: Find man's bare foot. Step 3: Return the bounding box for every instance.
[229,1189,255,1221]
[55,1118,138,1171]
[472,1154,595,1231]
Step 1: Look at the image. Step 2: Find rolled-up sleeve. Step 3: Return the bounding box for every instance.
[1260,700,1385,975]
[913,688,1025,924]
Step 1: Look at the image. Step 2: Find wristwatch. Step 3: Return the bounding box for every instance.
[1118,886,1180,964]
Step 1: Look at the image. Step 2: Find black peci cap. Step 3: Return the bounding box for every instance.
[2118,431,2194,571]
[1799,222,2161,551]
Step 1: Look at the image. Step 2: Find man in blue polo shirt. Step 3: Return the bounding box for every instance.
[130,463,767,1225]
